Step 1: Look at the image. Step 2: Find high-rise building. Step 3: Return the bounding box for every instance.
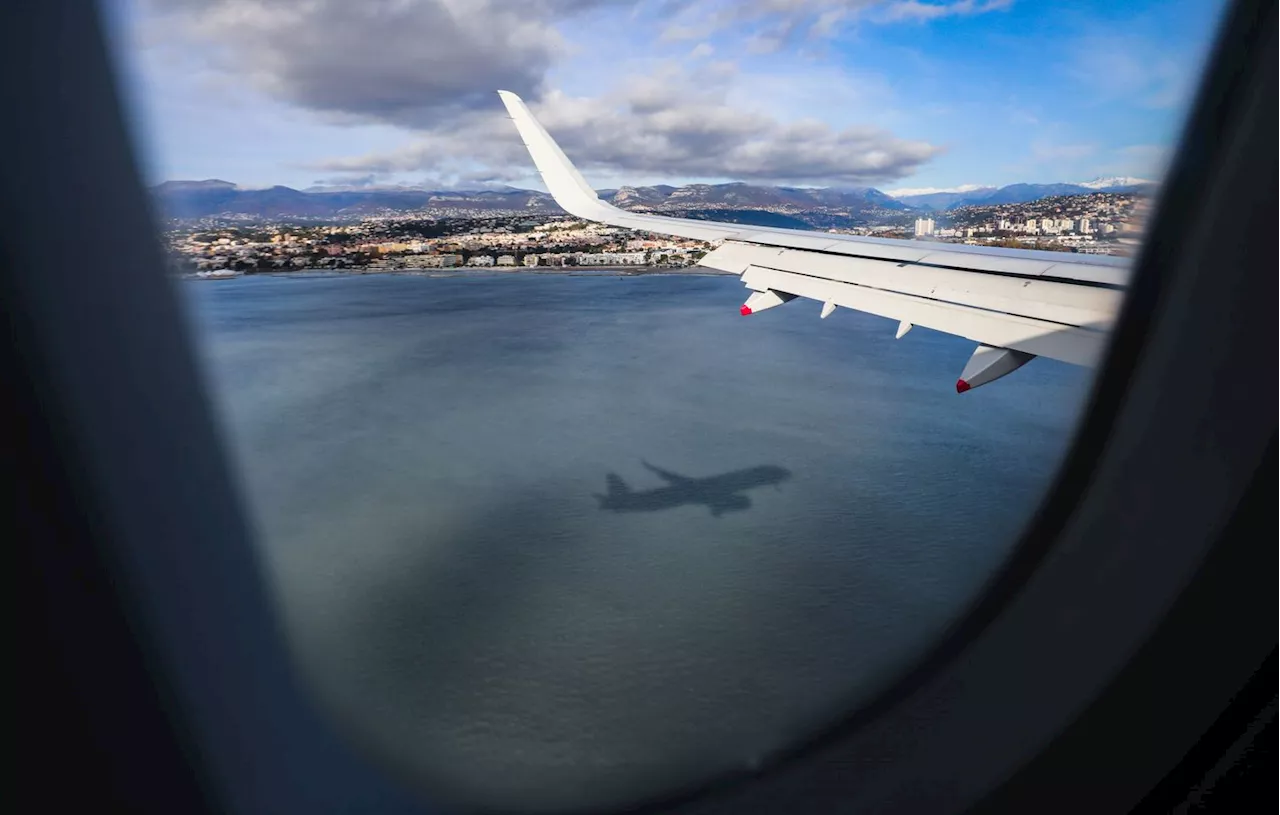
[914,218,935,237]
[1025,219,1037,232]
[1078,217,1092,233]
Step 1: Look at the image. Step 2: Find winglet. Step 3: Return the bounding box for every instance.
[494,91,755,243]
[496,90,610,221]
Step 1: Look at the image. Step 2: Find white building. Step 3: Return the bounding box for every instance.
[1078,218,1092,233]
[467,255,495,267]
[496,255,517,266]
[574,252,647,266]
[913,218,935,237]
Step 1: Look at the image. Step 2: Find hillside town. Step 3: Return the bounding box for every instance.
[163,190,1149,277]
[906,191,1150,255]
[167,215,716,276]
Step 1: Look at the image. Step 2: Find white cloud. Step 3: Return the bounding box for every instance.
[1030,142,1097,161]
[808,8,849,38]
[1065,34,1196,110]
[1089,143,1173,181]
[140,0,625,125]
[134,0,963,186]
[884,183,989,196]
[311,64,942,186]
[656,0,1014,48]
[1118,143,1171,170]
[1007,108,1040,126]
[873,0,1013,24]
[660,22,717,42]
[994,138,1105,183]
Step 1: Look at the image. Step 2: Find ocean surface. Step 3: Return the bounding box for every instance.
[179,272,1092,809]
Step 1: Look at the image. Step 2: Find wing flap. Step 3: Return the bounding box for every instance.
[740,266,1107,367]
[703,241,1120,331]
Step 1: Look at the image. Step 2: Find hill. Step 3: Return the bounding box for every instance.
[150,178,1155,221]
[893,179,1156,210]
[151,180,909,221]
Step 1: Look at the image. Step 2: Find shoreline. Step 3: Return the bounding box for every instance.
[182,265,735,281]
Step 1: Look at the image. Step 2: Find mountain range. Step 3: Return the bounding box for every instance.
[149,179,555,219]
[150,177,1154,221]
[890,177,1154,210]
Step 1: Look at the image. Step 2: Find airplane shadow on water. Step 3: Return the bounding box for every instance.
[594,460,792,517]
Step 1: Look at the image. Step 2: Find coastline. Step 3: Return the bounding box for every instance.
[181,265,736,281]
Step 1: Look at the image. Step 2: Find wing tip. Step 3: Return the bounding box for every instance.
[496,90,523,114]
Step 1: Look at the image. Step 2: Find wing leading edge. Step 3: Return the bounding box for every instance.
[496,90,1128,392]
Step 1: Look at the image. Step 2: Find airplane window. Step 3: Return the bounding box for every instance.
[101,0,1231,809]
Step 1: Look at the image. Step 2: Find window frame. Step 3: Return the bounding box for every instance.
[5,1,1274,812]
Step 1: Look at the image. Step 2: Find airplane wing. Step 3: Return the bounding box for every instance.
[641,460,692,485]
[496,90,1130,392]
[604,473,630,497]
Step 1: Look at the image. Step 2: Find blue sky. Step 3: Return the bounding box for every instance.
[104,0,1229,193]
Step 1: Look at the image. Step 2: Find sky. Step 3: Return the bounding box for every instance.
[101,0,1230,194]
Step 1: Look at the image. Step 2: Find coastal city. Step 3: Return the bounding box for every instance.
[166,215,717,277]
[161,189,1150,278]
[910,191,1151,255]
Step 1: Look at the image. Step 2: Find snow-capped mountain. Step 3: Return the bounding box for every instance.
[1074,176,1154,190]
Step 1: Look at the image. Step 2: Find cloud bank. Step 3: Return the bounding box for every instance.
[141,0,966,185]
